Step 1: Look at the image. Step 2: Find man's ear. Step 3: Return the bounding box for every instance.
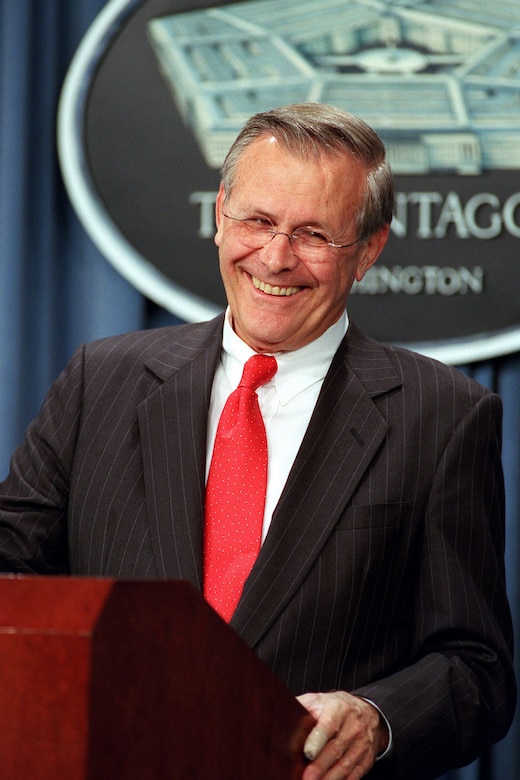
[355,224,390,282]
[214,184,226,247]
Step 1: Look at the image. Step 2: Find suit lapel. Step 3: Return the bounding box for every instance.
[231,324,403,647]
[137,316,223,585]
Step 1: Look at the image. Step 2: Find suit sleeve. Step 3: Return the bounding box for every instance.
[0,346,86,573]
[355,391,516,779]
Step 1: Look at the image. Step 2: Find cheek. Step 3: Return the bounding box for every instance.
[316,263,354,299]
[218,242,244,295]
[216,233,235,275]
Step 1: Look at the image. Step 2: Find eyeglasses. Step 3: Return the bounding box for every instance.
[221,209,361,262]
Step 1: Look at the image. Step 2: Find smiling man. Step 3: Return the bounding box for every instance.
[0,104,515,780]
[215,130,389,354]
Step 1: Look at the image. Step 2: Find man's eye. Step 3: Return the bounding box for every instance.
[299,229,329,245]
[243,216,272,230]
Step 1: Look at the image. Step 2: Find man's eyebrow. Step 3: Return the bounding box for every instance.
[237,205,329,231]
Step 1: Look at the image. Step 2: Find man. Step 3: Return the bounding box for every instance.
[0,104,515,779]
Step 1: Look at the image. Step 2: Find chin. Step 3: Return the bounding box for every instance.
[236,313,306,352]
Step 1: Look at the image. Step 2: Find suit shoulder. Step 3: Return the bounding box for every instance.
[383,340,495,403]
[81,315,223,366]
[347,321,495,403]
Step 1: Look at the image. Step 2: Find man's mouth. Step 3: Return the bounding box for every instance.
[252,275,301,297]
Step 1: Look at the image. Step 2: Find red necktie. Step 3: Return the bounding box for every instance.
[204,354,277,621]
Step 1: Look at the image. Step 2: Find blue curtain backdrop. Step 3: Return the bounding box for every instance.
[0,3,518,777]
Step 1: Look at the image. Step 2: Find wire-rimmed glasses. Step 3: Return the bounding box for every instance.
[221,209,362,263]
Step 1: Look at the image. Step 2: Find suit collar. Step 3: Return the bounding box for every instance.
[137,315,224,584]
[231,323,403,645]
[338,321,403,398]
[142,314,225,381]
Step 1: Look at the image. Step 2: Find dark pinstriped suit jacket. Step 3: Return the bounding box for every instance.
[0,314,515,779]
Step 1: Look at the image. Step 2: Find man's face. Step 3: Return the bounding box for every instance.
[215,135,389,353]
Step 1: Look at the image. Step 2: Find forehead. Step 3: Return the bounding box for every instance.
[230,136,367,225]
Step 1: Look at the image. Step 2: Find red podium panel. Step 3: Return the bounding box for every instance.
[0,577,314,779]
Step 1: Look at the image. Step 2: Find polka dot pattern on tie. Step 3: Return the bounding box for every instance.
[204,354,277,622]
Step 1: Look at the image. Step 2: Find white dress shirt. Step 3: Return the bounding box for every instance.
[206,308,348,541]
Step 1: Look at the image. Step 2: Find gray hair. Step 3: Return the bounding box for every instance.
[221,103,394,241]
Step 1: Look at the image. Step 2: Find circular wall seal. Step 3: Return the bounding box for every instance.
[58,0,520,363]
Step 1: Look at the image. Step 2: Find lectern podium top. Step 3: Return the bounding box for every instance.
[0,575,314,779]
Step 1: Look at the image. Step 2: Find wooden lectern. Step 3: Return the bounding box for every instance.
[0,576,315,779]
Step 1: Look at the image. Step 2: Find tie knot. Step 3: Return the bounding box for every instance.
[239,354,277,392]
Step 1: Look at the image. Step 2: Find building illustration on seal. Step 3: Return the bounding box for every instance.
[148,0,520,174]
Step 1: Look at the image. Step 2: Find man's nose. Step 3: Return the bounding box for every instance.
[260,231,299,271]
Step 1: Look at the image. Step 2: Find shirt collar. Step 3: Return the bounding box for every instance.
[221,307,348,405]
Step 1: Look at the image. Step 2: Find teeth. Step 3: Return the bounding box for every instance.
[252,276,300,296]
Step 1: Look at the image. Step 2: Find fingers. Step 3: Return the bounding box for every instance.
[297,691,383,780]
[304,726,330,761]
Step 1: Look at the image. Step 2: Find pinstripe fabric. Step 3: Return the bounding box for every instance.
[0,315,514,779]
[0,318,222,579]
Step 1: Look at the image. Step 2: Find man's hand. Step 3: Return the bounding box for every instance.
[297,691,389,780]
